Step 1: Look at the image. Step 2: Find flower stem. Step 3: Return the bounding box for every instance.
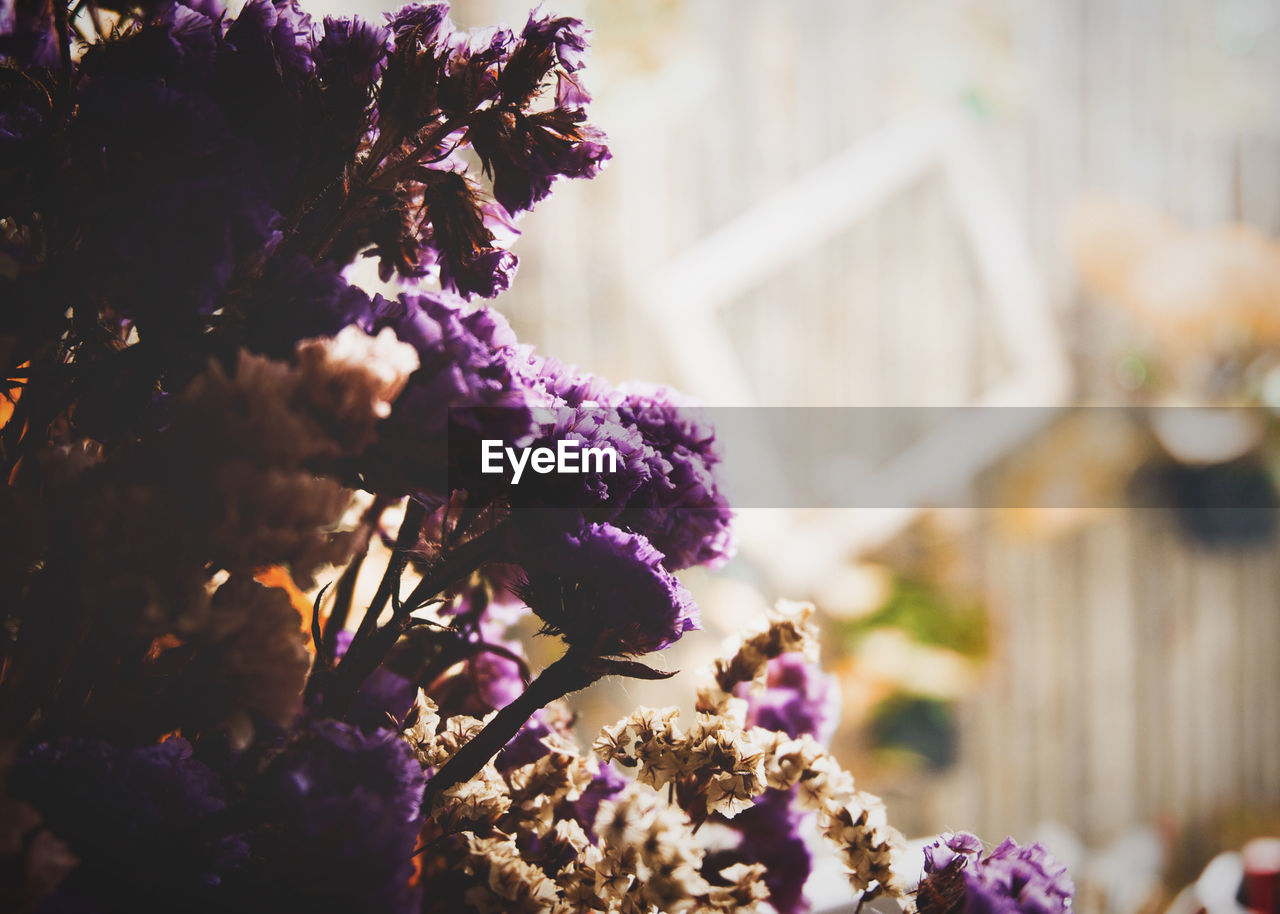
[421,650,598,807]
[55,0,72,115]
[351,499,425,644]
[320,523,504,719]
[318,496,389,663]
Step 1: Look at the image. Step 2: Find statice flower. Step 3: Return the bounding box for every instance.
[0,2,1002,911]
[10,738,246,909]
[353,2,609,297]
[743,652,842,744]
[615,382,735,570]
[331,630,417,733]
[242,256,379,358]
[63,73,279,324]
[494,353,735,570]
[231,719,426,913]
[366,291,535,497]
[706,649,842,913]
[918,833,1075,914]
[312,16,391,169]
[707,790,811,914]
[513,522,698,656]
[468,9,610,215]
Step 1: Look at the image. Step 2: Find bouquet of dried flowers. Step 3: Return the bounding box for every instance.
[0,2,1075,911]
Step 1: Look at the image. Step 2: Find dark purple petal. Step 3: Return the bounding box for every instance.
[243,256,377,356]
[714,790,813,914]
[520,9,589,73]
[233,719,425,913]
[0,0,58,66]
[510,522,698,656]
[12,738,246,905]
[363,292,535,497]
[386,2,450,45]
[315,16,390,86]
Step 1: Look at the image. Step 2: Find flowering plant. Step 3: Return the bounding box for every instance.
[0,1,1075,911]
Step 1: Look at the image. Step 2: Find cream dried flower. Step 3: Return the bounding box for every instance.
[433,762,511,830]
[463,833,559,914]
[710,600,819,698]
[296,325,418,422]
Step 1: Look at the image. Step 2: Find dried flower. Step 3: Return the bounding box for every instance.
[918,834,1074,914]
[513,522,698,656]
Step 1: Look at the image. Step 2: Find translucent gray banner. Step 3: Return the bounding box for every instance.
[449,406,1280,509]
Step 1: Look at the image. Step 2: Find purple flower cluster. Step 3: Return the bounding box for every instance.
[0,0,737,908]
[1,0,610,443]
[498,359,736,572]
[704,656,842,914]
[232,719,427,914]
[11,738,246,910]
[918,833,1075,914]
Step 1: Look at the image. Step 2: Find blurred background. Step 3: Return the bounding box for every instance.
[312,0,1280,910]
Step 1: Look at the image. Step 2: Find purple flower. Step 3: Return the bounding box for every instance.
[224,0,315,79]
[65,78,279,324]
[567,758,627,834]
[437,24,514,116]
[218,0,318,193]
[501,404,656,521]
[426,614,530,719]
[12,738,247,907]
[470,617,527,709]
[243,256,377,356]
[78,3,219,84]
[743,653,841,743]
[510,521,698,656]
[469,105,611,215]
[0,0,58,66]
[416,169,521,299]
[918,834,1074,914]
[232,719,425,914]
[364,291,535,498]
[714,654,839,912]
[438,244,519,300]
[314,16,389,87]
[331,630,417,734]
[708,790,812,914]
[614,382,735,570]
[386,2,450,45]
[497,8,590,105]
[454,353,733,572]
[309,16,390,169]
[923,832,985,875]
[521,8,589,73]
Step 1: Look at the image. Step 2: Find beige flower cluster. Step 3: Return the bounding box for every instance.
[405,692,769,914]
[595,601,907,901]
[26,328,420,733]
[406,601,910,912]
